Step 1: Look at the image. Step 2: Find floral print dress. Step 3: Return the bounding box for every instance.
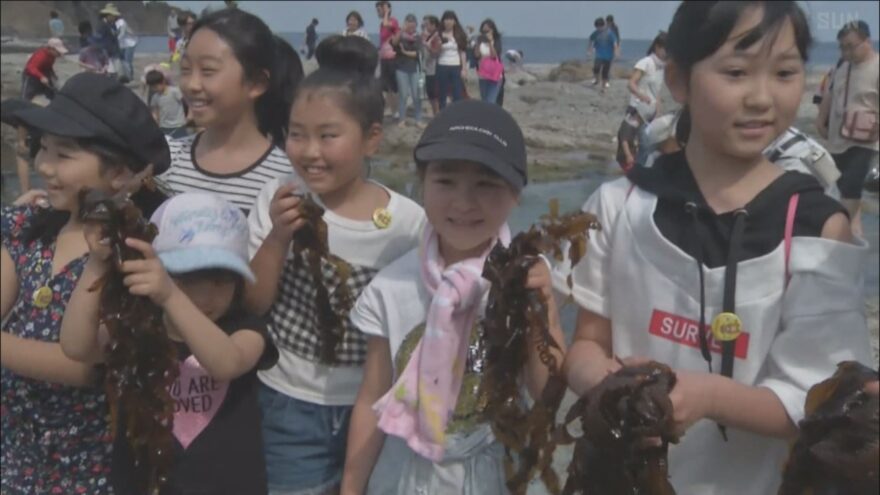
[1,206,113,494]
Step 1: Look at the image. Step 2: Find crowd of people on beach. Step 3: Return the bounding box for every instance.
[2,1,879,494]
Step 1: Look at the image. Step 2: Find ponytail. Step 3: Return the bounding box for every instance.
[190,9,304,146]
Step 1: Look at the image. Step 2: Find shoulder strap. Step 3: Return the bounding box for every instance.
[784,193,800,286]
[843,63,852,109]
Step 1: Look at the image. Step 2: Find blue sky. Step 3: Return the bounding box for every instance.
[170,1,879,41]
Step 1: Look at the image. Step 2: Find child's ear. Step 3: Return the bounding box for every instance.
[363,123,384,157]
[247,69,271,100]
[109,168,134,192]
[664,61,688,105]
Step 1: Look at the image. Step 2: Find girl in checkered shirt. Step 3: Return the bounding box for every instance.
[244,35,426,494]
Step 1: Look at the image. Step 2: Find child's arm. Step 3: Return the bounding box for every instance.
[2,246,98,386]
[340,336,393,495]
[563,308,618,396]
[245,182,305,316]
[122,238,266,381]
[59,257,111,364]
[621,140,635,166]
[522,260,567,400]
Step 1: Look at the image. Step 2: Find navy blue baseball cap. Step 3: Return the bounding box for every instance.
[414,100,527,190]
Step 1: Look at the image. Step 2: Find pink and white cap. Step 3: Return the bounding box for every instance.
[150,192,255,282]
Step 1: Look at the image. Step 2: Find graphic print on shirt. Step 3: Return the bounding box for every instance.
[648,309,750,359]
[170,355,229,449]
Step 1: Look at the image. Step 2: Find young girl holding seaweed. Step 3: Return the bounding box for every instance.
[340,100,566,494]
[61,191,278,494]
[160,9,304,214]
[245,35,425,494]
[1,72,169,494]
[559,2,873,494]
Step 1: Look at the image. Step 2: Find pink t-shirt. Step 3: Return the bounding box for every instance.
[379,17,400,60]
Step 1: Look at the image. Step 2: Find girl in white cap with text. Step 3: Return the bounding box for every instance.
[1,72,169,494]
[61,192,278,494]
[340,99,565,495]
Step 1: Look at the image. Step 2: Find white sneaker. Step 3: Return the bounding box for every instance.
[591,79,599,86]
[604,81,610,89]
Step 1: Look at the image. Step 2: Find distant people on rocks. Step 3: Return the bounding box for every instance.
[393,14,423,127]
[606,14,620,49]
[505,49,524,67]
[95,5,122,79]
[437,10,468,109]
[22,38,67,102]
[146,70,188,138]
[99,3,138,83]
[628,31,667,124]
[78,42,111,74]
[172,10,197,64]
[816,20,880,238]
[376,1,400,117]
[465,25,479,70]
[167,8,180,54]
[588,16,618,93]
[474,19,504,104]
[48,10,64,38]
[343,11,368,38]
[305,18,319,60]
[421,15,442,116]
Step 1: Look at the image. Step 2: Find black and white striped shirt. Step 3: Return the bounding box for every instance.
[159,133,293,214]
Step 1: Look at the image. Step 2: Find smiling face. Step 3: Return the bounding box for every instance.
[179,28,267,129]
[286,90,382,196]
[666,5,805,161]
[443,17,455,31]
[35,134,124,215]
[422,160,518,265]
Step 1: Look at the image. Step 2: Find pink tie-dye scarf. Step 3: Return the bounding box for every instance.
[372,222,511,461]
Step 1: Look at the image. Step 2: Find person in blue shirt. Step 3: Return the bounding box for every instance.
[588,17,619,93]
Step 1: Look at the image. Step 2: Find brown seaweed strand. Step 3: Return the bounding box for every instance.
[81,190,179,494]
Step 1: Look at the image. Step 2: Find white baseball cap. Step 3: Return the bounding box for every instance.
[47,38,68,55]
[150,192,255,282]
[644,113,678,146]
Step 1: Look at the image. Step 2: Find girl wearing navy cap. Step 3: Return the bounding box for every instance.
[0,72,168,494]
[341,100,565,494]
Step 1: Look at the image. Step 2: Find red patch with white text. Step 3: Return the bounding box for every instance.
[648,309,749,359]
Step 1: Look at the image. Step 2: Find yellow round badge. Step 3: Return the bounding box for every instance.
[372,207,392,229]
[711,312,743,342]
[32,286,53,309]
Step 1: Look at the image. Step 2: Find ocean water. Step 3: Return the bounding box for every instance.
[135,33,878,68]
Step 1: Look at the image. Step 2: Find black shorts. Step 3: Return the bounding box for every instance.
[21,74,55,101]
[425,75,438,100]
[833,146,879,199]
[593,59,612,80]
[380,59,398,93]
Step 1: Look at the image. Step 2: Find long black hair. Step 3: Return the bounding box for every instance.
[189,9,304,146]
[296,35,384,132]
[666,1,812,144]
[441,10,468,51]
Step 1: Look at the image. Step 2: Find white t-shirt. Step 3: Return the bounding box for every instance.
[158,133,293,215]
[248,175,426,406]
[552,178,872,495]
[438,34,461,66]
[342,28,369,39]
[115,18,138,49]
[628,54,665,119]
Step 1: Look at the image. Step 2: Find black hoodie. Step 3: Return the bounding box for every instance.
[627,150,846,269]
